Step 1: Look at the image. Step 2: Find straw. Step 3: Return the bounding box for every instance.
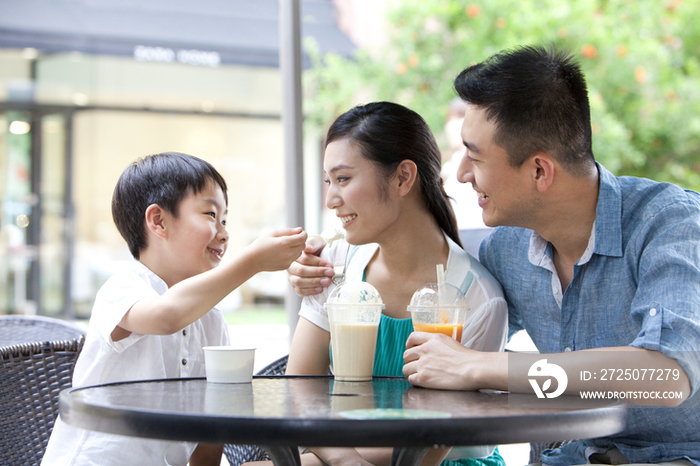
[436,264,446,305]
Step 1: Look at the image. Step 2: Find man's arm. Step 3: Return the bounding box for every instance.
[287,236,335,296]
[403,333,690,407]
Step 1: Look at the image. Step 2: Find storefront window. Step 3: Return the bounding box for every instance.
[1,47,319,317]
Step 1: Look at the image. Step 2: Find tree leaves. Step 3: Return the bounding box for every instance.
[303,0,700,190]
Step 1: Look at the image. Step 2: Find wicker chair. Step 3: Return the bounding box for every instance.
[0,336,85,466]
[256,354,290,377]
[0,315,86,347]
[224,355,290,466]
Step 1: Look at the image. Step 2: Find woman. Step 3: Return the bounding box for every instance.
[287,102,508,466]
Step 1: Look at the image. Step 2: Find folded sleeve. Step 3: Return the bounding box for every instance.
[628,197,700,395]
[92,271,157,352]
[462,296,508,352]
[298,291,332,332]
[460,254,509,352]
[297,242,344,333]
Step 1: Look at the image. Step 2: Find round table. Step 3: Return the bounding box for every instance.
[60,376,628,466]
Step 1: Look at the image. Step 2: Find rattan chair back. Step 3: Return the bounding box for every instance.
[0,337,85,466]
[256,354,289,377]
[0,315,86,347]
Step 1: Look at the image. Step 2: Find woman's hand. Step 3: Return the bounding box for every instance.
[241,450,375,466]
[310,447,378,466]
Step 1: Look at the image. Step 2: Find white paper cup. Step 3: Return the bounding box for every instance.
[203,347,256,383]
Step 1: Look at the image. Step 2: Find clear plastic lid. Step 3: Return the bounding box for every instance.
[327,281,384,306]
[408,283,467,309]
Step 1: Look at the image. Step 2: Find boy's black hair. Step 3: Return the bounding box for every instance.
[454,44,595,175]
[111,152,228,259]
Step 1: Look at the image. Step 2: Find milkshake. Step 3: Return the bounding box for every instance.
[325,282,385,382]
[330,322,379,381]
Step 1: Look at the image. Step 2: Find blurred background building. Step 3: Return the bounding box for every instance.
[4,0,695,324]
[0,0,355,318]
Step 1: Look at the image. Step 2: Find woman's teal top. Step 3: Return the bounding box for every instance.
[371,314,505,466]
[373,314,414,376]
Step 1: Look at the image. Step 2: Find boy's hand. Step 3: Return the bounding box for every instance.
[287,237,334,296]
[245,227,308,273]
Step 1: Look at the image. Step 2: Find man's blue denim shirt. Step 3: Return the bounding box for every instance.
[480,163,700,465]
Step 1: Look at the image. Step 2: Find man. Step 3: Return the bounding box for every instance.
[289,45,700,466]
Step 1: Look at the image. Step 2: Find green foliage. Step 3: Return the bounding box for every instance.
[304,0,700,191]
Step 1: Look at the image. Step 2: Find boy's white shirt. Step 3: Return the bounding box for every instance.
[41,260,230,466]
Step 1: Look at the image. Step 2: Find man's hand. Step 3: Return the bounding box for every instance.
[287,236,335,296]
[403,332,507,391]
[405,335,692,407]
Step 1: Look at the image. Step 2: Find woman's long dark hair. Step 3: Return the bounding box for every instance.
[326,102,462,247]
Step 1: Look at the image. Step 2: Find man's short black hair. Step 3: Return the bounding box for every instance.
[454,44,595,175]
[111,152,228,259]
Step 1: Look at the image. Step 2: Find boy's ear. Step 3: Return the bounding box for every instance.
[396,159,418,197]
[144,204,168,239]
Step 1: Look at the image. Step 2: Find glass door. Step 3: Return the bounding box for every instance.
[0,109,71,317]
[39,113,70,317]
[0,110,34,314]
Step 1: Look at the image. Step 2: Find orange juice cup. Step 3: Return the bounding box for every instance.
[412,322,463,341]
[408,283,469,342]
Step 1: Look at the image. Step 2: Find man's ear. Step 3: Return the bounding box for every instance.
[144,204,168,239]
[529,153,555,193]
[396,160,418,197]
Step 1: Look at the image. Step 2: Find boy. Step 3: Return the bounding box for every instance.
[42,152,307,466]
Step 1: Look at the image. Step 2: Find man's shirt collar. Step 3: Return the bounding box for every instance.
[528,162,623,267]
